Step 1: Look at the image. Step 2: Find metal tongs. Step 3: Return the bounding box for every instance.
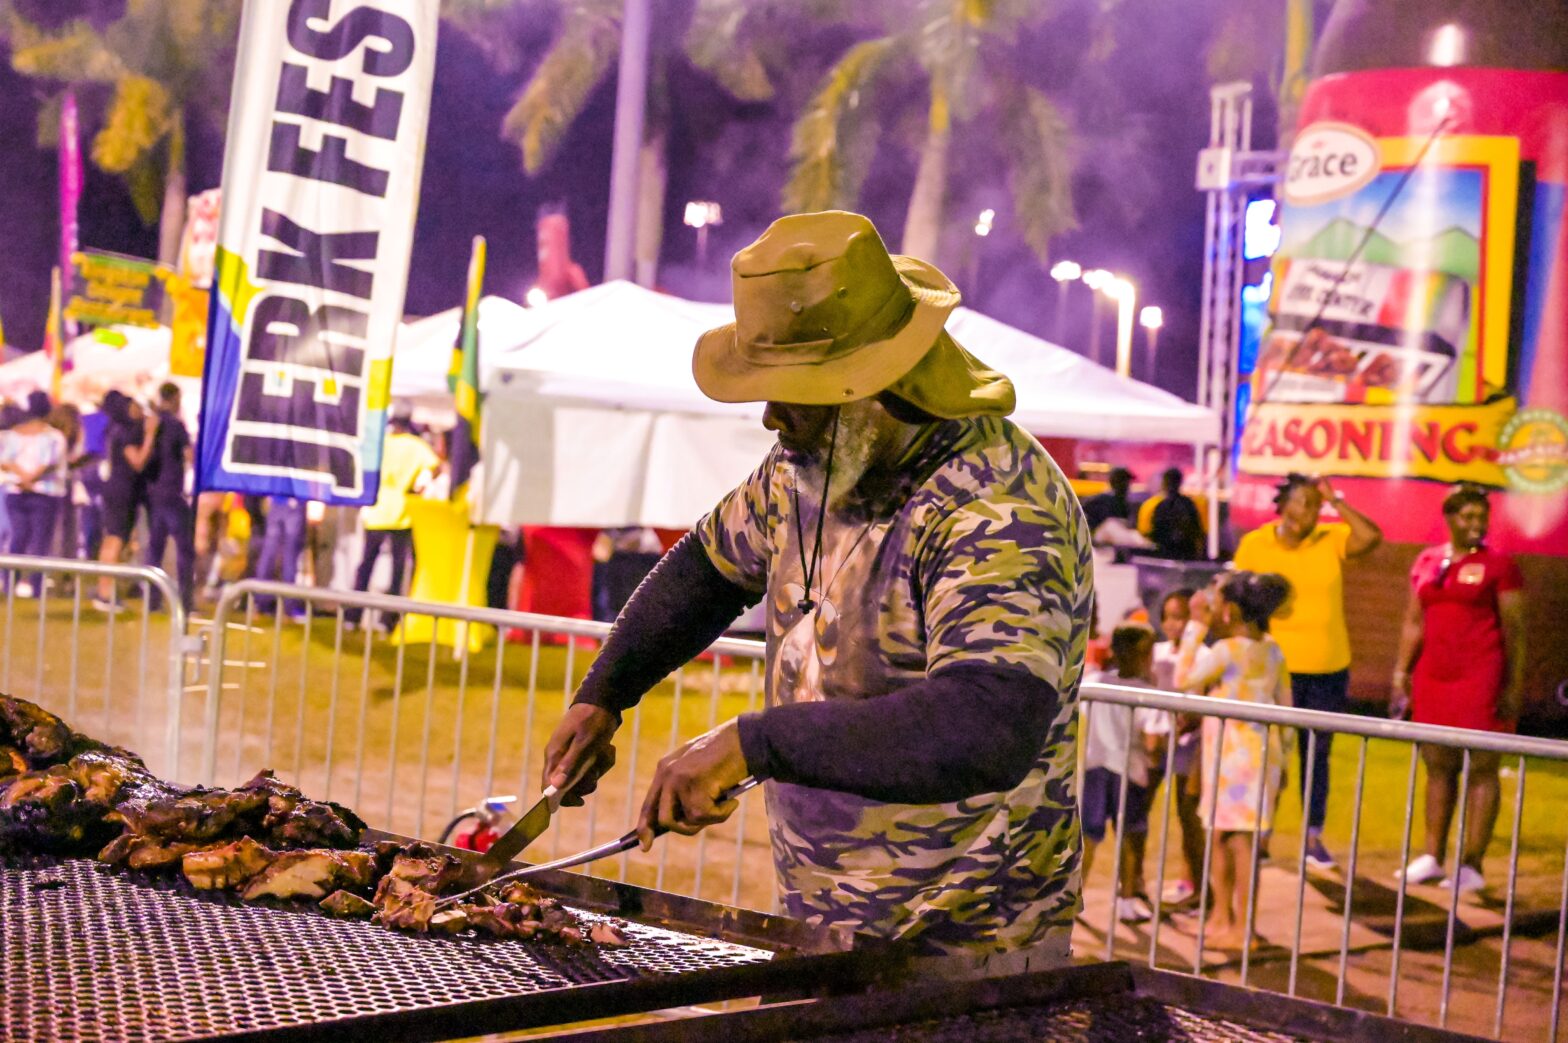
[434,776,761,909]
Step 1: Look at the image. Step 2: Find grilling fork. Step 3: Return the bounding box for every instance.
[436,776,760,908]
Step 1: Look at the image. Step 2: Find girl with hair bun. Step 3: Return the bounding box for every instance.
[1174,569,1294,951]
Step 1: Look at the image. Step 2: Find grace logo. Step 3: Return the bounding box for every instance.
[1284,123,1381,206]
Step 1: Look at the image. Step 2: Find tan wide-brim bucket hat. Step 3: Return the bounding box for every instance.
[693,211,1015,419]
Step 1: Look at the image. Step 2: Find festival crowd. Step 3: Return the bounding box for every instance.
[1079,469,1526,944]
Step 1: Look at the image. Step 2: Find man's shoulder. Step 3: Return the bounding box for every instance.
[926,417,1073,504]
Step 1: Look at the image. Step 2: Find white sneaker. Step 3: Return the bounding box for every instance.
[1396,853,1446,885]
[1115,896,1153,923]
[1161,879,1197,906]
[1442,865,1486,894]
[14,582,32,598]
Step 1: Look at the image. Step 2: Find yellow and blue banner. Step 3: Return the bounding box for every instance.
[448,235,484,498]
[195,0,439,504]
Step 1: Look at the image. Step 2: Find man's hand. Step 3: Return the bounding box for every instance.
[541,703,618,807]
[636,718,749,851]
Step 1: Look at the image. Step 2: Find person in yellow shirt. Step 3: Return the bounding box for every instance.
[1233,472,1382,872]
[351,415,440,628]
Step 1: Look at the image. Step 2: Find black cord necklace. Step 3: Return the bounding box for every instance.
[790,409,840,614]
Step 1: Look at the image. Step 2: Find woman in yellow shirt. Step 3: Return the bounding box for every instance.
[1232,473,1382,872]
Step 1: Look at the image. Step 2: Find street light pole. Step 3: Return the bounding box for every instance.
[1109,277,1136,379]
[1139,305,1164,384]
[1081,268,1112,366]
[1049,260,1081,345]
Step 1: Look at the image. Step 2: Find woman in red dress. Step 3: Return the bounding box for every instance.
[1391,485,1526,894]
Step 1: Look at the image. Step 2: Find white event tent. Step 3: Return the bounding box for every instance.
[399,280,1218,528]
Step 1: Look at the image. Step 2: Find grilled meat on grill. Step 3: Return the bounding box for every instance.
[1,746,171,855]
[0,695,73,766]
[0,695,629,951]
[319,889,376,918]
[181,837,278,890]
[242,849,374,901]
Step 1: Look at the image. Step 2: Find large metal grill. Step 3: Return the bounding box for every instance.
[562,960,1489,1043]
[0,853,862,1043]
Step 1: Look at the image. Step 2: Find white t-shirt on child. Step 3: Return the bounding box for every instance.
[1081,669,1162,787]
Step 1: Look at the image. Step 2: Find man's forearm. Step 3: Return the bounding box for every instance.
[735,663,1059,804]
[573,534,757,718]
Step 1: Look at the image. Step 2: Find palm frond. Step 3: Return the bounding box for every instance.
[501,1,621,174]
[123,150,164,227]
[999,85,1076,262]
[782,37,895,214]
[684,0,773,102]
[91,74,172,174]
[6,15,122,83]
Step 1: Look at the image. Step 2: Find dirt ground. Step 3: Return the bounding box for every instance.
[5,591,1565,1040]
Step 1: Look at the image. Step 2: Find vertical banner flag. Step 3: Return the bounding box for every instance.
[58,89,82,344]
[44,268,64,401]
[448,235,484,498]
[196,0,439,504]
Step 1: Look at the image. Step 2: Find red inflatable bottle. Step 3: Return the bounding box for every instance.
[1234,0,1568,707]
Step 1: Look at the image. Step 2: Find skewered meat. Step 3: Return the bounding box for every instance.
[319,890,376,918]
[181,837,278,890]
[242,849,373,901]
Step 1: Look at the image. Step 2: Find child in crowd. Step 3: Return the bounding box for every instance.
[1143,588,1207,906]
[1175,571,1292,950]
[1082,623,1162,922]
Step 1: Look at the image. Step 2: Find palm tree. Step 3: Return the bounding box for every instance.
[446,0,787,283]
[783,0,1077,269]
[1,0,242,265]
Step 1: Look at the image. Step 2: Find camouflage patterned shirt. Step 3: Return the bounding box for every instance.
[695,415,1092,956]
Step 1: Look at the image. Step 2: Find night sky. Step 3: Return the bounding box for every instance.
[0,0,1273,403]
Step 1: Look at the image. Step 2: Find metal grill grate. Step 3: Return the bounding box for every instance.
[802,996,1316,1043]
[1,855,773,1043]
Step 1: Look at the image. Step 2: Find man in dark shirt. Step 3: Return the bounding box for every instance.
[143,383,195,612]
[1081,467,1134,534]
[1147,466,1204,560]
[541,212,1093,971]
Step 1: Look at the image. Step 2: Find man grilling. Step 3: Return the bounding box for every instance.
[542,211,1093,970]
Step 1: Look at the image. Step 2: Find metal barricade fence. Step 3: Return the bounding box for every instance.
[0,554,190,780]
[195,579,774,912]
[187,580,1567,1038]
[1080,680,1568,1042]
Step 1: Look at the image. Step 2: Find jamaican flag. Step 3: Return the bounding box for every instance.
[448,235,485,498]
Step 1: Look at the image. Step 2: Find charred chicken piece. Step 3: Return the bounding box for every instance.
[241,849,373,901]
[108,788,268,844]
[240,770,366,849]
[181,837,278,890]
[98,833,201,870]
[381,847,464,894]
[0,695,72,767]
[373,881,437,932]
[320,890,376,919]
[0,746,165,855]
[588,921,632,947]
[1,746,28,779]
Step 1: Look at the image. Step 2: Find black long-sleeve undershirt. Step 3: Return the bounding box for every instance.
[573,536,1060,804]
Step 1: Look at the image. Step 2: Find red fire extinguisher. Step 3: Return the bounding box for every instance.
[439,795,516,853]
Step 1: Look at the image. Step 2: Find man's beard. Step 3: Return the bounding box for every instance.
[793,407,879,510]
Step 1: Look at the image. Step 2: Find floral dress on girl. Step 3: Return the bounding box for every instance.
[1174,622,1291,832]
